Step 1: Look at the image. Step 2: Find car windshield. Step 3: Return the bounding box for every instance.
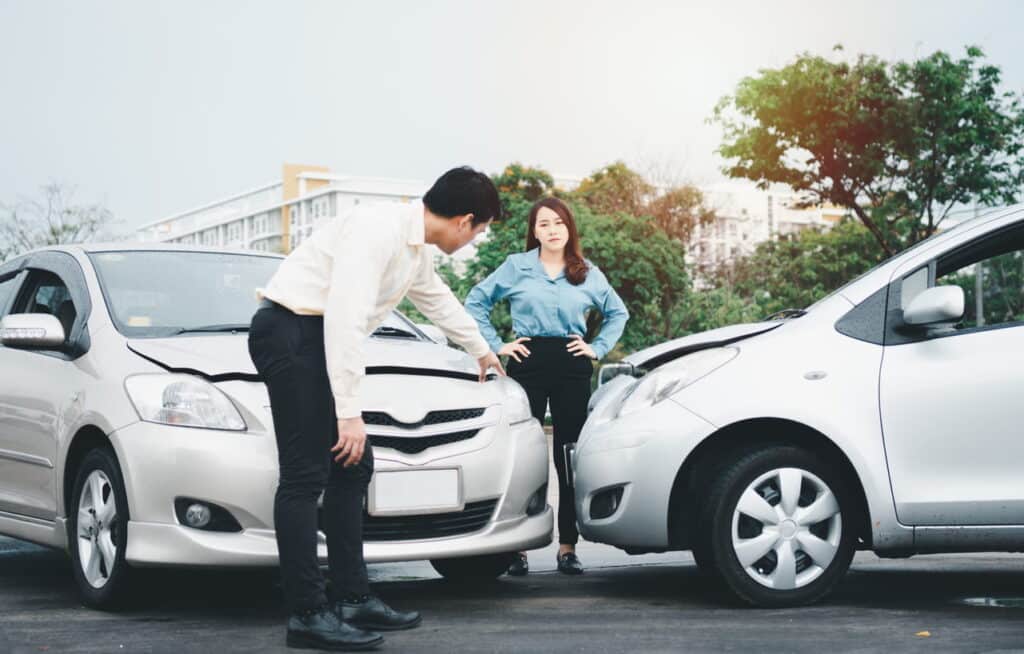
[88,250,421,339]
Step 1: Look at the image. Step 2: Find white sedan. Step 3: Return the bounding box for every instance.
[0,244,552,608]
[575,205,1024,607]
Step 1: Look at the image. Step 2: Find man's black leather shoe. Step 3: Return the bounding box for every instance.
[336,595,422,631]
[286,605,384,651]
[556,551,584,575]
[507,552,529,577]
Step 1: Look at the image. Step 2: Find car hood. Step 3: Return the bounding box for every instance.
[127,334,482,381]
[623,322,782,370]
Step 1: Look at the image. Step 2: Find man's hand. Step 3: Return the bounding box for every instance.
[478,351,506,381]
[332,416,367,467]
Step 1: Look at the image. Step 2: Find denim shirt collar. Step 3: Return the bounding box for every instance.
[521,247,566,282]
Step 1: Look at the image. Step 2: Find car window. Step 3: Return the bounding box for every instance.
[12,270,78,340]
[935,226,1024,331]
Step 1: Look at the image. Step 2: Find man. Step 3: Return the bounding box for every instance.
[248,166,505,651]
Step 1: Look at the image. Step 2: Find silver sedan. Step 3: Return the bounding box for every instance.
[575,205,1024,607]
[0,245,552,608]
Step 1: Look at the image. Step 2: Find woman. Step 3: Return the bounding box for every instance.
[465,197,629,576]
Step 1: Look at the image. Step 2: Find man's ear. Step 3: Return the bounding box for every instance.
[460,214,475,231]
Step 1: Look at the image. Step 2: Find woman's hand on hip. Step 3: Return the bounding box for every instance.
[499,337,532,363]
[567,335,596,359]
[333,416,367,467]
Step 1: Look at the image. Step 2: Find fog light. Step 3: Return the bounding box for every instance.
[526,484,548,516]
[174,497,243,532]
[185,503,212,528]
[589,486,624,520]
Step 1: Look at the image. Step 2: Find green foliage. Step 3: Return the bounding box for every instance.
[714,46,1024,256]
[713,219,885,317]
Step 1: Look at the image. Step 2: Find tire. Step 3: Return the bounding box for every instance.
[430,552,517,582]
[68,448,135,609]
[703,446,856,607]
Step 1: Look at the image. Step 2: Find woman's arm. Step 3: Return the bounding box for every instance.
[588,267,630,360]
[464,257,517,353]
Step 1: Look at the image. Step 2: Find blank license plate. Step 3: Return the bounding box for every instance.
[369,469,462,516]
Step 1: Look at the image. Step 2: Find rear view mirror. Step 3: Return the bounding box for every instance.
[903,285,965,327]
[1,313,67,349]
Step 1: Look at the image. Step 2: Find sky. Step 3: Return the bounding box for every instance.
[1,0,1022,233]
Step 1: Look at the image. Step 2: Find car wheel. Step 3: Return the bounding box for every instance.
[430,553,516,582]
[705,446,856,607]
[68,448,134,609]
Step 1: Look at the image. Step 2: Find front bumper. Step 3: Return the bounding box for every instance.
[573,398,716,549]
[112,413,552,567]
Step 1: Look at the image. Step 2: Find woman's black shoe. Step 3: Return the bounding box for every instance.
[336,595,422,631]
[286,604,384,651]
[556,552,584,575]
[507,552,529,577]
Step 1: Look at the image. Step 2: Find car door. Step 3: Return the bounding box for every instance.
[0,255,91,521]
[879,222,1024,526]
[0,265,34,519]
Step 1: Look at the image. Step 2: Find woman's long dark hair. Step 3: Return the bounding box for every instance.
[526,197,588,285]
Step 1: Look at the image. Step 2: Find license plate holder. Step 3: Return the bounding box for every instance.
[368,468,463,516]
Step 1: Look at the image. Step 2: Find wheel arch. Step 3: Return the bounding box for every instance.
[62,425,123,523]
[667,417,873,550]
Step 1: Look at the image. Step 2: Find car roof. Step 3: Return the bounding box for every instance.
[22,242,285,259]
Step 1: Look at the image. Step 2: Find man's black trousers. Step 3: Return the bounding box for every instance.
[248,302,373,613]
[506,336,592,545]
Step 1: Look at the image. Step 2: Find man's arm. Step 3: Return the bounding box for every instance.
[407,259,505,379]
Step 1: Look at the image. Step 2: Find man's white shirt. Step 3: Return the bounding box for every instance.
[261,201,491,419]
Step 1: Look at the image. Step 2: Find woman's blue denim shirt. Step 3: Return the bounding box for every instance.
[464,248,629,359]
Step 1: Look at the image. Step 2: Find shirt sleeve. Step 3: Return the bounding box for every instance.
[588,266,630,360]
[463,257,517,353]
[321,215,396,419]
[406,256,491,359]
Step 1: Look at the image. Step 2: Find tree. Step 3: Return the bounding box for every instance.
[572,161,653,217]
[0,183,115,260]
[573,161,716,244]
[713,219,885,318]
[577,207,691,353]
[714,46,1024,257]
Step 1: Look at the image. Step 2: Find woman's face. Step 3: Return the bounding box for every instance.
[534,206,570,254]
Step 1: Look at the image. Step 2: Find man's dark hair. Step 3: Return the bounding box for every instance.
[423,166,502,226]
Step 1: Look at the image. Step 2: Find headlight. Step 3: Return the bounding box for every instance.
[124,374,247,431]
[617,347,738,417]
[500,378,534,425]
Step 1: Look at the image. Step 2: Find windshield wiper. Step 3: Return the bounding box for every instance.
[763,308,807,321]
[372,326,419,339]
[171,323,251,335]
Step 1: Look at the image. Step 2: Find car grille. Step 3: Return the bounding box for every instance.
[369,429,480,454]
[362,407,486,428]
[361,499,499,541]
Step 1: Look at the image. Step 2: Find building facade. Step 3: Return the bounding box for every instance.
[136,164,425,254]
[689,184,846,270]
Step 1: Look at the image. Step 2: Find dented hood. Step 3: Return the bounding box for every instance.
[624,322,782,370]
[127,334,481,381]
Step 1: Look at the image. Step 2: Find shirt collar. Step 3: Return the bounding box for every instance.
[527,247,566,281]
[406,200,425,246]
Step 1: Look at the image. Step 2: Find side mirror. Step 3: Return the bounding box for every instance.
[597,362,637,387]
[1,313,67,349]
[416,324,447,345]
[903,285,965,327]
